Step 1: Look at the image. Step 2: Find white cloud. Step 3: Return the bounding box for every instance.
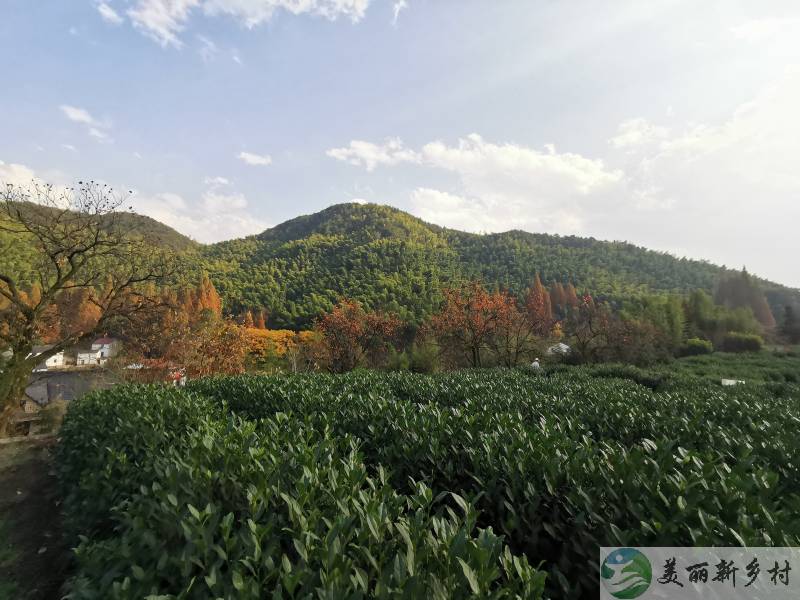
[197,34,218,61]
[204,175,230,185]
[601,69,800,284]
[97,2,124,25]
[0,160,40,189]
[60,105,98,126]
[326,138,420,171]
[420,134,621,195]
[610,118,669,149]
[238,151,272,166]
[330,133,623,235]
[128,0,372,47]
[1,158,265,244]
[88,127,110,141]
[730,18,800,42]
[0,161,71,204]
[391,0,407,26]
[133,182,267,242]
[62,144,78,152]
[59,104,112,142]
[128,0,199,47]
[202,189,248,212]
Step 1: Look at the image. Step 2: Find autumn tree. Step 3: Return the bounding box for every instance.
[427,282,506,368]
[0,181,171,434]
[315,299,401,373]
[196,274,222,317]
[167,315,247,378]
[524,274,553,337]
[490,290,539,367]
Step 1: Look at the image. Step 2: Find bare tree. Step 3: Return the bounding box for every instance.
[0,180,173,435]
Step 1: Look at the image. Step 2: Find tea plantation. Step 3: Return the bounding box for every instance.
[56,368,800,599]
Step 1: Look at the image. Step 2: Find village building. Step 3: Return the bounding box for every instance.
[29,345,66,372]
[77,337,121,366]
[91,337,121,359]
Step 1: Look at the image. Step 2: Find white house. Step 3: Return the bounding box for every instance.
[77,350,102,366]
[77,337,121,366]
[29,345,66,372]
[91,337,120,359]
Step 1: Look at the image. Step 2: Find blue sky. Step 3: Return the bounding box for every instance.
[1,1,799,287]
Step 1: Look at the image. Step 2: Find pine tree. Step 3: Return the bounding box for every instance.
[550,282,566,316]
[525,274,552,336]
[564,282,579,307]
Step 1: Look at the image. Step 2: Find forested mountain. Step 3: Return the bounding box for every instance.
[3,200,796,330]
[0,207,197,288]
[199,203,800,329]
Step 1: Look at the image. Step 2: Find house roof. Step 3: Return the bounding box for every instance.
[93,337,116,345]
[31,344,56,356]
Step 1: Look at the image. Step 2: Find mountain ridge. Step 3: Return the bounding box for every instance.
[198,202,799,328]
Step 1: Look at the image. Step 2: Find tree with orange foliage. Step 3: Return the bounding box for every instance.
[196,274,222,317]
[427,281,511,368]
[315,299,400,373]
[524,274,553,337]
[564,282,579,308]
[550,282,566,317]
[245,328,319,372]
[489,290,539,367]
[166,315,247,378]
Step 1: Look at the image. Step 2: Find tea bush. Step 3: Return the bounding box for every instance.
[189,369,800,598]
[58,384,545,599]
[58,369,800,599]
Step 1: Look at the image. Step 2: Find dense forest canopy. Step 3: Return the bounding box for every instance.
[3,201,798,330]
[199,203,799,329]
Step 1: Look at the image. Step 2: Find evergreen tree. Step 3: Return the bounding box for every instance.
[783,305,800,344]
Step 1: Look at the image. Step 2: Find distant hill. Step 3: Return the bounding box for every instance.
[0,206,197,288]
[200,203,800,328]
[3,200,795,329]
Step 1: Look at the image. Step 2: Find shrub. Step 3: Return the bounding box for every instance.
[679,337,714,357]
[721,332,764,353]
[60,369,800,599]
[58,384,545,599]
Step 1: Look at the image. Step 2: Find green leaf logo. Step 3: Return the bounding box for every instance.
[601,548,652,599]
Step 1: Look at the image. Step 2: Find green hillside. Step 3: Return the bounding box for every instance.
[200,203,800,328]
[3,200,796,329]
[0,207,197,289]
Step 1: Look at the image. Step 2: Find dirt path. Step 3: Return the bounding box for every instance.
[0,440,70,600]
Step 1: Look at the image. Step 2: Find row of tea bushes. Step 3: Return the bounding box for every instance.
[57,386,546,599]
[188,370,800,598]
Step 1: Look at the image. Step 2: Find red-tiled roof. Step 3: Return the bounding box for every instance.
[93,337,115,344]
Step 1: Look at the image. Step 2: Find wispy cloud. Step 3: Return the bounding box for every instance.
[326,138,420,171]
[238,151,272,166]
[97,2,124,25]
[391,0,407,26]
[128,0,373,47]
[59,104,113,142]
[197,34,217,61]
